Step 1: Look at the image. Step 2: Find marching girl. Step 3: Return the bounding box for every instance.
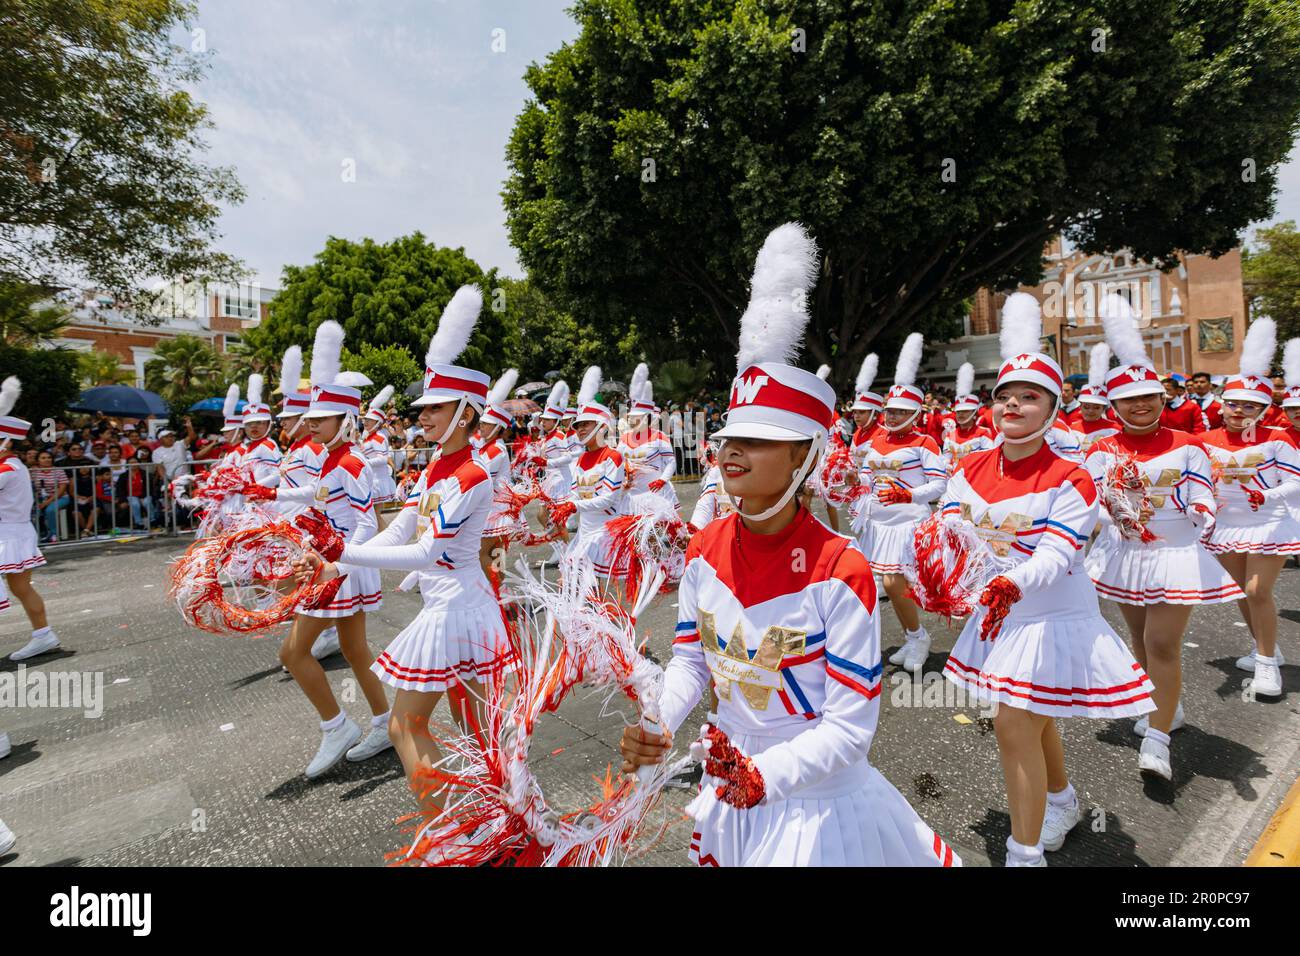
[0,378,62,662]
[690,452,735,531]
[941,363,997,472]
[537,381,573,494]
[1083,294,1242,781]
[800,364,843,533]
[295,287,516,860]
[360,385,399,521]
[1200,318,1300,699]
[237,374,282,488]
[1074,344,1120,454]
[619,223,960,867]
[851,333,947,674]
[848,353,883,472]
[1280,338,1300,443]
[478,368,520,575]
[618,364,679,515]
[940,292,1154,866]
[243,321,392,777]
[216,384,244,468]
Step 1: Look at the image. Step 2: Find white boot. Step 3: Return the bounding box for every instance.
[346,718,394,761]
[9,628,60,661]
[0,818,15,856]
[305,717,362,779]
[1138,732,1172,781]
[1252,656,1283,698]
[888,635,913,666]
[310,626,341,660]
[1133,703,1185,737]
[901,628,931,674]
[1041,788,1083,851]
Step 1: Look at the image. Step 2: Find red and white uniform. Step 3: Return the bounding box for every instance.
[659,509,960,867]
[848,421,879,472]
[1191,394,1223,430]
[690,465,737,530]
[1162,396,1207,434]
[618,428,678,509]
[336,445,515,692]
[940,444,1156,719]
[1200,427,1300,554]
[0,454,45,612]
[940,422,996,472]
[1061,401,1083,429]
[1084,429,1242,605]
[1075,416,1120,454]
[276,443,382,618]
[1043,420,1083,462]
[360,428,398,504]
[238,435,282,488]
[277,437,325,519]
[851,428,947,575]
[562,445,628,578]
[541,426,577,498]
[478,438,515,536]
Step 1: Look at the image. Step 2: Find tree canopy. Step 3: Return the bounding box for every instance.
[504,0,1300,384]
[1244,220,1300,342]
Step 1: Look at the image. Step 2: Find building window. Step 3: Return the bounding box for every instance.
[221,288,260,321]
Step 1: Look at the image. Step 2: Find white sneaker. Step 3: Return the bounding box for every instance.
[310,626,341,661]
[1138,736,1172,781]
[1236,645,1286,672]
[1041,795,1083,851]
[1133,703,1185,737]
[902,631,931,674]
[346,723,393,762]
[305,718,362,779]
[888,636,913,666]
[9,630,60,661]
[0,732,9,759]
[0,818,14,856]
[1252,659,1283,699]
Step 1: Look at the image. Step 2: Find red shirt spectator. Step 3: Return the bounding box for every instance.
[1161,397,1206,433]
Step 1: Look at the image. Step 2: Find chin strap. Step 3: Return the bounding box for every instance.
[428,396,470,450]
[883,408,922,433]
[1001,397,1062,446]
[325,415,358,450]
[739,432,826,522]
[1110,399,1165,434]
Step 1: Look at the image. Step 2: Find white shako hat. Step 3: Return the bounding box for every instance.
[1282,338,1300,409]
[303,321,361,418]
[884,333,926,411]
[410,285,490,411]
[0,377,31,443]
[241,373,272,423]
[278,345,310,416]
[996,292,1063,397]
[1078,343,1112,406]
[564,404,578,418]
[1099,292,1163,401]
[540,380,568,419]
[482,369,519,430]
[851,353,882,411]
[363,385,395,423]
[220,383,243,431]
[1222,317,1277,405]
[953,362,979,412]
[627,363,651,416]
[713,222,834,443]
[572,366,614,429]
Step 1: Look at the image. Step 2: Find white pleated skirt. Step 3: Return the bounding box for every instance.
[300,564,383,619]
[1207,507,1300,555]
[858,518,917,576]
[371,472,398,504]
[0,522,45,576]
[371,602,517,692]
[944,608,1155,719]
[1086,521,1244,605]
[688,728,960,867]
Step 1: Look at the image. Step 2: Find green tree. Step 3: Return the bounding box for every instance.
[340,343,423,415]
[502,275,635,384]
[143,334,226,413]
[76,349,133,386]
[504,0,1300,384]
[0,342,80,427]
[1244,221,1300,341]
[0,282,71,345]
[0,0,245,296]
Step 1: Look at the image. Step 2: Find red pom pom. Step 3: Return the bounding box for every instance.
[699,725,764,809]
[977,575,1021,642]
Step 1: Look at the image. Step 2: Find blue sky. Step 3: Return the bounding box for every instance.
[190,0,1300,289]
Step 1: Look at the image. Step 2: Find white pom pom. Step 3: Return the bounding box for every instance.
[279,346,302,398]
[1240,318,1277,381]
[955,362,974,398]
[735,222,820,371]
[1099,293,1150,368]
[854,353,879,395]
[333,371,372,388]
[1284,339,1300,388]
[641,381,654,407]
[815,364,831,381]
[999,292,1043,360]
[0,376,20,417]
[577,366,602,407]
[629,363,649,404]
[369,384,395,413]
[893,333,924,388]
[1088,343,1112,388]
[426,285,483,367]
[487,369,519,406]
[545,380,568,413]
[310,320,344,387]
[222,383,240,419]
[247,373,264,407]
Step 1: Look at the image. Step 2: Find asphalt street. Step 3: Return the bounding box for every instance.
[1,478,1297,867]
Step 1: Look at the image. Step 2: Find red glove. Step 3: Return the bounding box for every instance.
[1244,488,1265,511]
[648,479,666,492]
[549,501,576,527]
[878,484,912,506]
[690,724,765,809]
[294,509,345,562]
[978,575,1022,642]
[686,522,700,535]
[242,483,278,501]
[530,456,549,469]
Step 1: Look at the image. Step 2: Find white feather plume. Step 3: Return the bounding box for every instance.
[333,371,372,388]
[545,380,569,412]
[0,376,20,417]
[999,292,1043,360]
[1240,318,1277,380]
[641,381,655,407]
[369,384,395,413]
[487,369,519,406]
[855,353,879,395]
[279,346,302,397]
[1088,343,1112,388]
[735,222,820,371]
[956,362,974,398]
[577,366,602,406]
[1099,293,1150,368]
[310,320,344,387]
[247,373,264,407]
[222,383,240,420]
[1284,339,1300,388]
[426,285,483,367]
[629,363,649,403]
[893,333,924,388]
[815,364,831,381]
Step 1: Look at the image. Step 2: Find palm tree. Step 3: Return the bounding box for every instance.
[77,349,134,386]
[0,282,72,346]
[148,335,226,404]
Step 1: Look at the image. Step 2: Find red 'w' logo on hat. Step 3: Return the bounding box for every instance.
[732,374,770,405]
[1006,354,1036,370]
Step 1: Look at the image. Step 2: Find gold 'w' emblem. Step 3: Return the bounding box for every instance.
[1142,468,1182,508]
[699,610,805,710]
[576,470,601,500]
[1218,452,1265,484]
[959,503,1033,557]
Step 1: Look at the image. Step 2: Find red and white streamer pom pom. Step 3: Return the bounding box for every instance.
[605,492,692,600]
[168,521,346,635]
[977,575,1021,642]
[808,442,854,505]
[905,512,994,620]
[293,508,344,561]
[547,499,576,529]
[686,724,765,810]
[395,559,688,868]
[1244,487,1265,511]
[1101,454,1158,542]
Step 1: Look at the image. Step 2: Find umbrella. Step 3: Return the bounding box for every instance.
[68,385,170,418]
[501,397,540,417]
[519,381,548,393]
[188,396,248,414]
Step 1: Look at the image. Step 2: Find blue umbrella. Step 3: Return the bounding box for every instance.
[68,385,170,418]
[188,396,248,414]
